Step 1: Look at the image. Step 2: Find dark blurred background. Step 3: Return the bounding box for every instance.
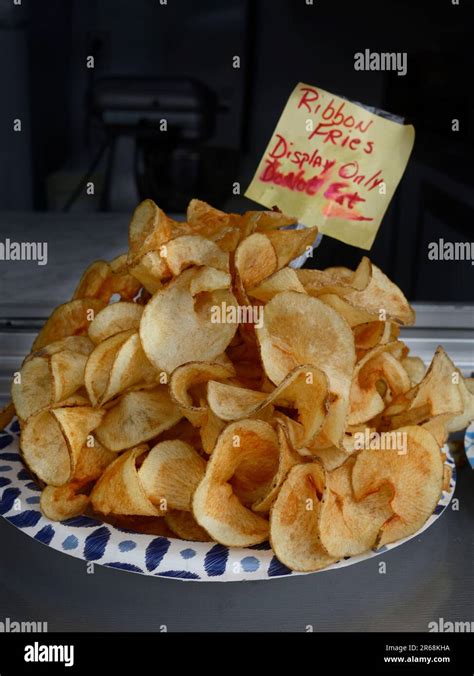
[0,0,473,301]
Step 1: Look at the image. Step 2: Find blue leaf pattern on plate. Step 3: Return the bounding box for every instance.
[35,525,55,545]
[204,544,229,576]
[145,537,170,571]
[0,477,11,487]
[6,510,42,528]
[106,562,143,573]
[61,515,100,528]
[159,570,200,580]
[0,487,21,514]
[268,556,292,577]
[0,452,21,460]
[84,526,111,561]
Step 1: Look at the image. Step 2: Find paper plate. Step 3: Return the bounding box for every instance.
[0,418,456,582]
[465,422,474,469]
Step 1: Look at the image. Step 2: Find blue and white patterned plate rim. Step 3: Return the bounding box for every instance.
[465,422,474,469]
[0,418,457,582]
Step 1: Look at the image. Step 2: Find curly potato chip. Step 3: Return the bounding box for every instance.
[270,461,337,572]
[352,426,443,546]
[247,267,306,302]
[193,420,279,546]
[40,484,90,521]
[234,233,278,289]
[256,292,355,447]
[88,302,143,344]
[164,235,229,275]
[140,267,238,373]
[349,343,411,425]
[90,445,162,516]
[21,406,104,486]
[170,360,235,427]
[94,387,181,451]
[128,199,188,265]
[138,440,206,511]
[319,457,393,557]
[297,257,372,298]
[187,199,237,237]
[164,510,211,541]
[32,298,106,350]
[208,364,328,449]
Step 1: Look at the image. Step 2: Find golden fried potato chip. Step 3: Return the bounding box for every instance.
[187,199,237,237]
[164,235,229,275]
[352,426,443,546]
[208,365,328,449]
[138,440,206,511]
[247,268,306,302]
[193,420,279,546]
[401,356,426,386]
[164,510,210,541]
[349,343,411,425]
[386,347,463,428]
[88,302,143,344]
[270,461,337,572]
[72,260,111,300]
[319,457,393,557]
[252,424,301,513]
[32,299,106,350]
[94,387,181,451]
[170,361,235,426]
[140,267,238,373]
[234,233,278,289]
[21,406,104,486]
[265,226,317,269]
[129,250,170,293]
[297,257,372,298]
[340,264,415,326]
[40,484,90,521]
[241,209,297,233]
[90,445,162,516]
[256,292,355,446]
[128,199,188,265]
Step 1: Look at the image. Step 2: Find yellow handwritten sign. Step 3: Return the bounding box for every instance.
[245,82,415,250]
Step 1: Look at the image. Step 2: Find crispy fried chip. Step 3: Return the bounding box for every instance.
[170,361,235,426]
[138,440,206,511]
[21,406,104,486]
[193,420,279,546]
[164,235,229,275]
[32,299,106,350]
[164,510,211,541]
[90,445,162,516]
[270,461,337,572]
[94,387,181,451]
[140,267,238,373]
[352,426,443,546]
[208,364,328,449]
[256,292,355,446]
[88,302,143,344]
[319,457,393,557]
[349,343,411,425]
[40,484,90,521]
